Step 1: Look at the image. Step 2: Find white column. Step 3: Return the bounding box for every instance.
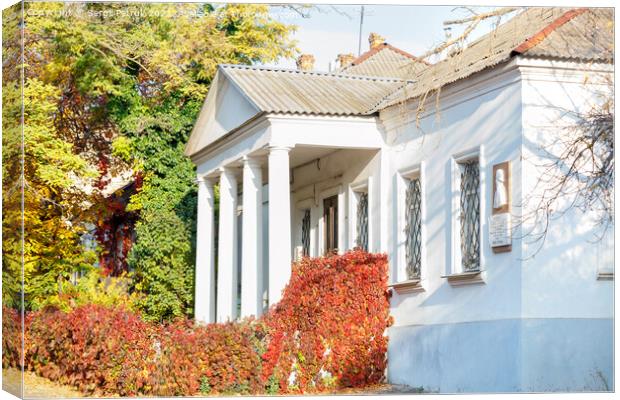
[217,167,238,322]
[195,177,216,323]
[379,149,390,253]
[241,156,263,317]
[268,145,292,305]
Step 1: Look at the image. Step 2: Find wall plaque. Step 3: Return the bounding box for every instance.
[490,161,512,253]
[490,213,511,247]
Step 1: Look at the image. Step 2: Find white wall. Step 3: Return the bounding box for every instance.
[382,63,524,328]
[380,61,525,392]
[380,58,613,392]
[519,58,613,391]
[520,59,614,319]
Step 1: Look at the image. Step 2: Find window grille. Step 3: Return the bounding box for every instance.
[356,192,369,251]
[459,160,481,271]
[405,178,422,279]
[301,209,311,256]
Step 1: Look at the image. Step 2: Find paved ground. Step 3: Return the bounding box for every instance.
[2,368,83,398]
[330,383,424,395]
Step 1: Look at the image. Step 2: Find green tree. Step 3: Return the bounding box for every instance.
[2,75,98,309]
[9,2,297,319]
[119,4,297,321]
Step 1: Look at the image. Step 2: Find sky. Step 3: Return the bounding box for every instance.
[267,4,510,71]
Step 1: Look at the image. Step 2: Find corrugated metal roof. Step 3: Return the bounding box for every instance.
[188,7,612,159]
[339,44,429,79]
[220,64,409,116]
[519,8,613,61]
[373,7,613,111]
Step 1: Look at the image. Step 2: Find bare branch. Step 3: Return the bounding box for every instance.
[443,7,518,26]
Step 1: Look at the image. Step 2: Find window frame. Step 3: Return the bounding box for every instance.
[450,146,486,276]
[295,197,315,258]
[349,178,372,252]
[396,163,426,285]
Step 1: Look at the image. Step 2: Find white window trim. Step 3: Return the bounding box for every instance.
[449,145,486,277]
[348,177,373,252]
[395,163,426,287]
[318,184,345,255]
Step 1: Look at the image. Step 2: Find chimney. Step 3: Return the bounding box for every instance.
[296,54,315,71]
[368,32,385,49]
[337,53,356,68]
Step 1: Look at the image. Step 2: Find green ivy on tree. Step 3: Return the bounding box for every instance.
[123,99,202,321]
[4,2,297,319]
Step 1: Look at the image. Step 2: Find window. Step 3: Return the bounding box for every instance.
[396,165,424,287]
[405,178,422,279]
[356,192,369,251]
[459,159,481,271]
[301,209,311,256]
[323,195,338,254]
[350,179,372,253]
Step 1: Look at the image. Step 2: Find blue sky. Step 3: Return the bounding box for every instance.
[268,4,508,71]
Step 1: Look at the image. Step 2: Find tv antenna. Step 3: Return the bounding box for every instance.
[357,6,365,56]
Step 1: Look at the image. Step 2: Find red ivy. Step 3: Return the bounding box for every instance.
[261,250,392,393]
[94,173,143,276]
[2,250,392,395]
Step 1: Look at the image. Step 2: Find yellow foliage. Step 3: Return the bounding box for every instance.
[40,270,143,313]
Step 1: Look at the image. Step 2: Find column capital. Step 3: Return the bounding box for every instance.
[242,155,262,168]
[195,176,214,186]
[268,144,293,153]
[218,166,237,177]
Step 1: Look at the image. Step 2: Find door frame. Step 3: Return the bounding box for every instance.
[318,185,345,255]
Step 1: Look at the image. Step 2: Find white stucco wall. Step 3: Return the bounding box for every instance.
[379,61,526,392]
[379,58,613,392]
[519,58,614,391]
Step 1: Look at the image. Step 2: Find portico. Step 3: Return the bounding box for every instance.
[192,112,385,323]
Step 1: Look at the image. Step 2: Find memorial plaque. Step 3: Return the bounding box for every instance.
[490,213,511,248]
[491,161,512,253]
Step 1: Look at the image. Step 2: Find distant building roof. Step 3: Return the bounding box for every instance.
[219,64,409,116]
[339,43,430,79]
[373,7,613,111]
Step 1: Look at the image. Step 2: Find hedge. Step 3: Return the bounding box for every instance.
[2,250,392,396]
[2,306,22,369]
[262,251,392,393]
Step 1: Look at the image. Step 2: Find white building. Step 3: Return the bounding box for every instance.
[186,8,614,392]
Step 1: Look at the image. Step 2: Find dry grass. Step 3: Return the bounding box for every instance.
[2,368,84,398]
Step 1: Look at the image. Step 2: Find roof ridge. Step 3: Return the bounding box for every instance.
[511,8,588,55]
[385,44,432,66]
[342,43,430,70]
[218,63,412,83]
[374,6,602,111]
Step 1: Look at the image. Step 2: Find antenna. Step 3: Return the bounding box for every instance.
[357,5,365,56]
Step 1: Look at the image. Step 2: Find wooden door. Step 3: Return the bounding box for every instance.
[323,195,338,254]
